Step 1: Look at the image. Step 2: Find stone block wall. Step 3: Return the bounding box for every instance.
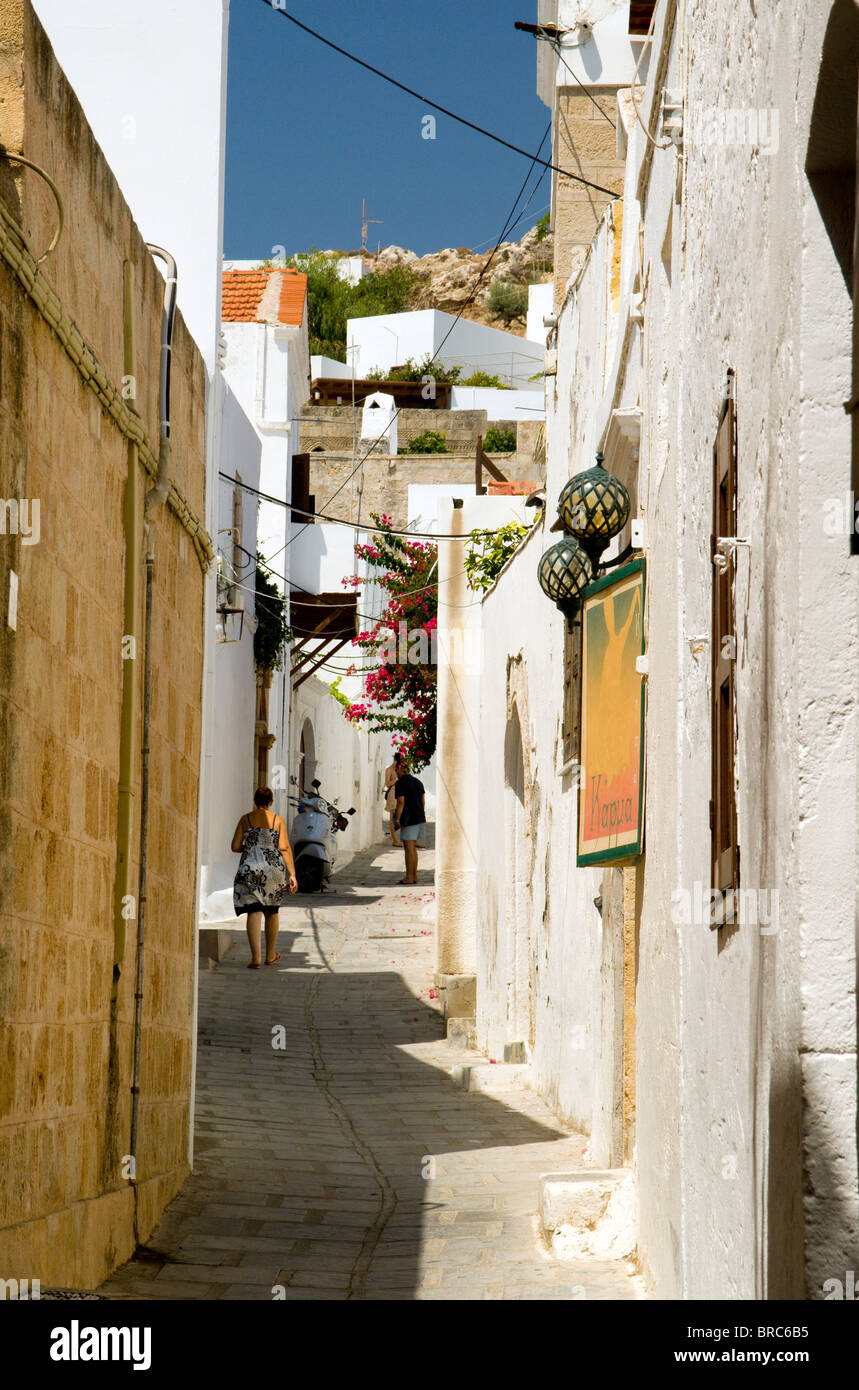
[306,452,480,529]
[0,0,207,1288]
[301,405,493,456]
[553,87,625,303]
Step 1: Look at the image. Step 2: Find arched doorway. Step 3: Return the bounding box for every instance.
[504,704,532,1048]
[299,718,317,794]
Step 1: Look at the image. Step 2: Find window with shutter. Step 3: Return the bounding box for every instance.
[710,392,739,926]
[291,453,311,522]
[562,618,582,767]
[629,2,658,36]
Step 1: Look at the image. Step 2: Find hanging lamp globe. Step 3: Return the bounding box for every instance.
[558,451,630,565]
[537,534,594,622]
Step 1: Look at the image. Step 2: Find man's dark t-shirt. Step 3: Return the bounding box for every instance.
[395,774,426,828]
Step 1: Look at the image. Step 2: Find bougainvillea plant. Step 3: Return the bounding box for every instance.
[339,513,438,771]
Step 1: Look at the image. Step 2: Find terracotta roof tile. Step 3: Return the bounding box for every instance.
[221,267,307,327]
[277,270,308,326]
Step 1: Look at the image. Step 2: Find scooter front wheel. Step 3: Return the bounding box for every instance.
[296,860,324,894]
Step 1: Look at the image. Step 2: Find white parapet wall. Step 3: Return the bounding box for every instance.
[450,386,545,421]
[348,309,547,389]
[526,282,554,346]
[434,493,535,983]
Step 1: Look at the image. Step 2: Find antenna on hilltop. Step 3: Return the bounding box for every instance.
[361,198,382,253]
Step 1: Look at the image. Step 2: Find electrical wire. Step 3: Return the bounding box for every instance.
[220,474,535,543]
[318,124,550,530]
[469,202,551,254]
[549,41,617,130]
[628,6,673,151]
[0,152,65,264]
[257,0,622,195]
[266,123,552,555]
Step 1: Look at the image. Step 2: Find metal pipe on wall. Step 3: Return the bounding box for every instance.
[129,245,177,1189]
[112,261,142,998]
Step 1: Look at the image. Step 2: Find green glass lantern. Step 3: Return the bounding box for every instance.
[537,535,594,621]
[558,451,630,565]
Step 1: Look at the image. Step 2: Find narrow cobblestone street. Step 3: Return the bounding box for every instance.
[101,837,640,1301]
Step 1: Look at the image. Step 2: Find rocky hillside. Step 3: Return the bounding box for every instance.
[346,223,554,336]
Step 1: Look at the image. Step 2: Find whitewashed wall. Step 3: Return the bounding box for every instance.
[540,0,859,1300]
[289,680,388,865]
[34,0,229,372]
[348,310,546,388]
[198,387,261,924]
[450,387,545,421]
[476,522,604,1118]
[289,521,391,856]
[221,309,310,818]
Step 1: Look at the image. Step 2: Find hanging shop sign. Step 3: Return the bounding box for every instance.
[577,557,645,866]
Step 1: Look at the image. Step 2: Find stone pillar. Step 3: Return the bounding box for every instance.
[434,500,479,986]
[552,87,624,306]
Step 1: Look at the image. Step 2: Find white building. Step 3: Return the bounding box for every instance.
[347,309,547,389]
[33,0,229,371]
[200,390,263,925]
[526,282,554,345]
[433,0,859,1301]
[220,264,311,810]
[289,523,390,859]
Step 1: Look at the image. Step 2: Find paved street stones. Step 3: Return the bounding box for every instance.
[99,838,640,1302]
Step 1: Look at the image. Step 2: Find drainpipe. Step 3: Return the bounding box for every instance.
[112,262,141,999]
[129,245,177,1193]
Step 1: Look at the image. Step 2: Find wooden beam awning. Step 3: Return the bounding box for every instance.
[289,591,358,691]
[290,591,357,642]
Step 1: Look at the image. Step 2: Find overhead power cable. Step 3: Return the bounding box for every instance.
[256,0,620,196]
[267,120,552,559]
[218,471,538,541]
[548,41,617,129]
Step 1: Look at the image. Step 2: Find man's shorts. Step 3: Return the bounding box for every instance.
[400,823,426,843]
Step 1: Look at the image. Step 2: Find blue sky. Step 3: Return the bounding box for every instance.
[224,0,550,259]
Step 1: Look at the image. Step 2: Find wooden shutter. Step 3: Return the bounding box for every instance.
[711,395,739,921]
[291,453,311,522]
[562,618,582,766]
[629,2,658,35]
[845,65,850,553]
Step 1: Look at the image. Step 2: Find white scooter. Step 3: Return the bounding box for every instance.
[288,780,356,893]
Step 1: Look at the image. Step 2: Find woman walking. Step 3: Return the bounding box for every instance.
[231,787,298,968]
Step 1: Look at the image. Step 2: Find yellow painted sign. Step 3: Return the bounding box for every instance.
[577,559,645,865]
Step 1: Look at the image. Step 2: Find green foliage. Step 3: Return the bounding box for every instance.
[253,559,293,672]
[405,429,449,454]
[487,280,529,326]
[277,250,420,361]
[464,521,531,592]
[483,426,516,453]
[328,676,351,710]
[458,370,512,389]
[535,212,551,242]
[366,354,461,384]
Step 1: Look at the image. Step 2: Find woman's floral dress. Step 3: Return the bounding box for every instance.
[233,820,289,914]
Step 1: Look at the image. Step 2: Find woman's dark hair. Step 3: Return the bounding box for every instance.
[254,786,274,807]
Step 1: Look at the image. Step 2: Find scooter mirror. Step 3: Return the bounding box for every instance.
[347,808,356,816]
[311,779,321,790]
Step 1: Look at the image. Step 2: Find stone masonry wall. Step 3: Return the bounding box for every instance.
[0,0,207,1288]
[553,88,625,304]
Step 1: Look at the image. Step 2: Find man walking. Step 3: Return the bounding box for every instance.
[392,754,426,886]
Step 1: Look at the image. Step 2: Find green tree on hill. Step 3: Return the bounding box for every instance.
[277,251,421,360]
